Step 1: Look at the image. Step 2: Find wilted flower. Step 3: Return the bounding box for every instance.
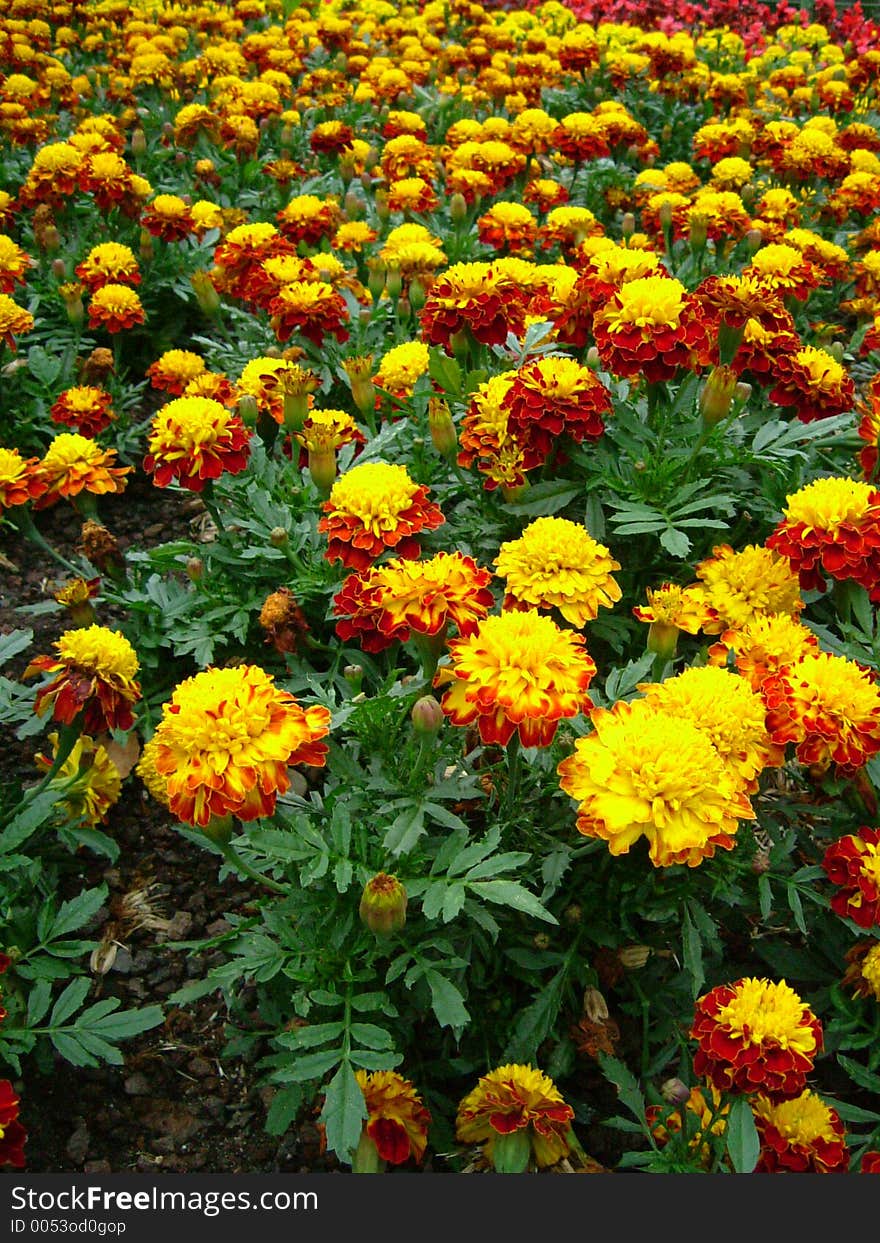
[691,977,823,1101]
[258,588,310,656]
[35,731,122,828]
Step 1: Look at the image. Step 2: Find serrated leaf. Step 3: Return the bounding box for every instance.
[0,788,63,854]
[424,968,469,1030]
[681,906,704,999]
[838,1054,880,1096]
[49,978,92,1027]
[265,1084,304,1136]
[503,967,566,1063]
[382,801,425,856]
[599,1055,648,1130]
[283,1022,346,1050]
[26,979,53,1026]
[659,526,692,558]
[467,879,557,924]
[725,1096,760,1173]
[46,886,108,942]
[319,1061,368,1164]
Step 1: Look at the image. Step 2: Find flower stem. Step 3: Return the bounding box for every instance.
[6,508,85,576]
[4,717,84,828]
[218,840,287,895]
[502,732,522,820]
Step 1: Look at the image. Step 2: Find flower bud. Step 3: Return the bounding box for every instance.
[689,213,708,252]
[428,397,457,459]
[533,933,551,951]
[131,128,147,158]
[385,264,402,299]
[658,200,674,230]
[237,393,259,427]
[343,190,365,219]
[660,1077,691,1106]
[745,228,763,254]
[583,987,609,1023]
[734,381,752,406]
[563,903,582,925]
[618,944,651,970]
[411,694,444,736]
[308,445,337,496]
[51,258,67,280]
[366,258,386,302]
[269,526,289,548]
[185,556,203,582]
[359,872,407,937]
[828,341,844,363]
[374,187,390,222]
[449,192,468,224]
[343,664,363,690]
[139,228,154,262]
[699,364,738,427]
[621,211,635,238]
[191,270,221,317]
[408,276,426,311]
[646,620,679,662]
[585,345,601,368]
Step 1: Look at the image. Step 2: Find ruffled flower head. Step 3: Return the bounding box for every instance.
[354,1070,431,1167]
[494,516,621,627]
[24,624,141,734]
[822,826,880,929]
[34,434,131,510]
[693,543,803,633]
[318,462,445,571]
[766,477,880,601]
[591,274,709,383]
[753,1091,849,1173]
[143,396,251,492]
[455,1064,575,1171]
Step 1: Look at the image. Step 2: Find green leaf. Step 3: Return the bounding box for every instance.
[0,628,33,667]
[44,886,108,942]
[265,1084,304,1137]
[424,968,469,1030]
[281,1022,345,1050]
[348,1023,393,1050]
[838,1054,880,1096]
[758,874,773,921]
[681,905,704,999]
[786,884,807,936]
[599,1055,649,1131]
[26,979,53,1026]
[49,978,92,1028]
[50,1030,99,1068]
[725,1096,760,1173]
[382,801,426,856]
[279,1048,344,1083]
[659,526,692,558]
[0,788,63,854]
[319,1061,368,1165]
[84,1004,164,1041]
[467,879,557,924]
[503,967,566,1063]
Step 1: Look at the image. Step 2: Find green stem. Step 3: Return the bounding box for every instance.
[6,508,85,576]
[502,732,522,820]
[218,840,287,895]
[3,717,83,829]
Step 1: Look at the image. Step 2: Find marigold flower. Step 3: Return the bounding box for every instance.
[766,477,880,600]
[538,205,604,253]
[558,698,754,868]
[842,940,880,1001]
[87,283,145,333]
[0,292,34,351]
[503,355,612,463]
[141,194,193,242]
[35,731,122,828]
[857,376,880,481]
[823,827,880,930]
[143,396,251,493]
[435,609,595,749]
[74,242,140,292]
[455,1064,575,1170]
[258,587,310,656]
[0,234,33,293]
[554,112,610,164]
[0,447,49,509]
[318,461,445,571]
[762,650,880,775]
[744,243,821,303]
[151,664,331,828]
[691,977,823,1102]
[386,177,439,216]
[632,582,715,648]
[768,346,855,423]
[333,551,494,653]
[494,516,621,627]
[354,1070,430,1166]
[146,350,207,396]
[592,274,709,383]
[753,1091,849,1173]
[477,202,537,255]
[646,1086,730,1169]
[372,341,430,405]
[213,222,295,302]
[34,434,131,511]
[276,194,341,248]
[24,624,141,733]
[269,280,350,347]
[706,613,820,692]
[419,261,528,350]
[49,386,116,437]
[457,371,528,493]
[0,1080,26,1169]
[135,733,171,809]
[693,544,803,634]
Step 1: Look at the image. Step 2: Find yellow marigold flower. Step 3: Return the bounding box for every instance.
[766,477,880,600]
[693,544,803,634]
[143,395,251,493]
[709,156,753,191]
[318,461,445,572]
[0,293,34,351]
[0,234,33,294]
[35,732,121,828]
[763,650,880,775]
[151,664,331,828]
[145,349,206,395]
[455,1064,574,1171]
[141,193,193,243]
[843,941,880,1002]
[136,734,171,809]
[706,612,820,691]
[75,242,140,292]
[23,624,141,734]
[494,516,621,626]
[752,1091,849,1173]
[0,446,48,509]
[745,242,820,301]
[435,608,596,748]
[632,581,715,638]
[87,283,145,333]
[34,433,131,511]
[373,341,430,401]
[637,665,782,791]
[353,1070,431,1168]
[332,220,378,252]
[557,698,755,868]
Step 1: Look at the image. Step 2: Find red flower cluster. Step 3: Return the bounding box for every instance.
[822,826,880,929]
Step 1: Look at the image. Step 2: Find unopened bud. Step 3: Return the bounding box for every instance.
[533,933,551,951]
[563,903,582,925]
[745,228,763,254]
[343,663,363,689]
[689,214,708,252]
[51,258,67,280]
[396,294,411,323]
[658,200,674,230]
[269,526,289,548]
[366,259,386,301]
[585,346,601,368]
[428,397,457,459]
[131,127,147,157]
[374,187,390,222]
[185,556,203,582]
[827,341,844,363]
[411,694,444,736]
[408,276,426,311]
[139,229,154,262]
[308,445,336,496]
[449,192,468,224]
[700,364,738,426]
[734,381,752,405]
[237,393,259,427]
[618,944,651,970]
[661,1077,691,1106]
[41,225,61,253]
[190,270,221,317]
[359,872,407,938]
[621,211,635,238]
[343,190,365,219]
[583,987,609,1023]
[385,265,402,298]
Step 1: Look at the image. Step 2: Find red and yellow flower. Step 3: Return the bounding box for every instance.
[455,1064,575,1170]
[753,1091,849,1173]
[842,940,880,1001]
[823,827,880,930]
[268,280,350,346]
[691,977,823,1101]
[24,624,141,734]
[150,664,331,828]
[706,612,820,692]
[353,1071,431,1167]
[74,242,140,292]
[436,608,596,748]
[592,274,709,383]
[768,346,855,423]
[33,434,131,510]
[146,350,207,395]
[0,293,34,350]
[140,193,194,242]
[86,283,145,333]
[476,202,537,255]
[457,371,528,493]
[502,355,612,463]
[494,516,621,626]
[0,447,49,510]
[0,234,33,293]
[318,461,445,571]
[49,386,116,437]
[333,551,494,653]
[766,477,880,600]
[419,261,528,350]
[143,396,251,493]
[0,1081,26,1169]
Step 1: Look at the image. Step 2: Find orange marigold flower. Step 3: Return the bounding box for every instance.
[691,977,823,1101]
[435,608,596,748]
[0,293,34,351]
[146,349,207,395]
[419,261,528,350]
[706,612,820,691]
[768,346,855,423]
[318,461,445,571]
[857,376,880,481]
[354,1071,431,1167]
[23,624,141,733]
[766,477,880,600]
[74,242,140,292]
[87,283,145,333]
[151,664,330,828]
[693,543,803,634]
[553,112,610,163]
[592,274,709,384]
[49,386,116,437]
[822,826,880,930]
[753,1091,849,1173]
[455,1064,574,1171]
[34,433,131,510]
[0,234,33,294]
[762,650,880,775]
[34,730,122,828]
[268,280,350,346]
[522,178,569,212]
[537,204,604,253]
[275,194,341,248]
[476,202,537,255]
[494,515,621,627]
[503,355,612,463]
[841,940,880,1001]
[143,396,251,493]
[632,582,716,658]
[457,371,529,493]
[333,551,494,653]
[140,194,194,242]
[0,446,49,509]
[213,222,295,302]
[744,243,822,303]
[558,697,753,868]
[386,177,439,216]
